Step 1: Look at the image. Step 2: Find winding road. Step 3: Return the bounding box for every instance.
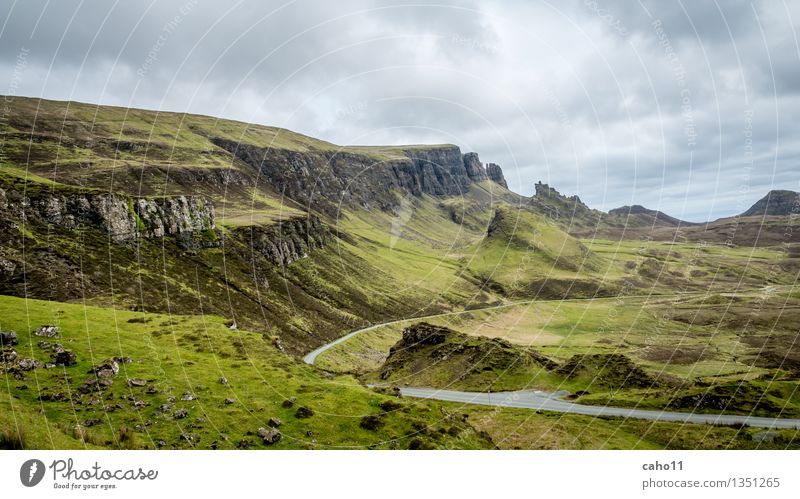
[303,297,800,430]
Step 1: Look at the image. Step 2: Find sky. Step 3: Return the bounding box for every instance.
[1,0,798,221]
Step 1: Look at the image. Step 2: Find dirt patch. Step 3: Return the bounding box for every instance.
[638,345,715,365]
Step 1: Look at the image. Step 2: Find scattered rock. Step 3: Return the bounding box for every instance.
[33,325,60,338]
[52,349,77,366]
[114,356,133,364]
[37,340,51,349]
[83,418,102,427]
[89,359,120,378]
[281,397,296,408]
[181,392,197,401]
[145,386,157,394]
[294,406,314,419]
[158,403,173,413]
[16,358,41,371]
[157,439,167,448]
[752,431,780,444]
[127,378,147,387]
[173,409,189,419]
[268,417,282,428]
[1,349,18,363]
[257,427,282,445]
[223,398,235,405]
[218,376,228,385]
[0,330,18,347]
[273,338,285,353]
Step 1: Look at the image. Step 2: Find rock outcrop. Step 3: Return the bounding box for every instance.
[485,163,508,188]
[244,215,331,267]
[0,185,217,244]
[213,138,500,214]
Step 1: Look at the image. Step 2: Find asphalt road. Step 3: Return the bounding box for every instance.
[399,387,800,429]
[304,290,800,429]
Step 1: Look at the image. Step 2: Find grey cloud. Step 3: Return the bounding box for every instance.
[0,0,798,221]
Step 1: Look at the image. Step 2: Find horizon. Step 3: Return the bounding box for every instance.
[1,92,791,224]
[2,1,799,222]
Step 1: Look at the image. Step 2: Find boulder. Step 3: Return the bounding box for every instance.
[173,409,189,419]
[281,397,296,408]
[181,392,197,401]
[33,325,59,337]
[268,417,282,428]
[0,330,18,347]
[89,359,120,378]
[52,349,77,366]
[127,378,147,387]
[294,406,314,418]
[257,427,282,445]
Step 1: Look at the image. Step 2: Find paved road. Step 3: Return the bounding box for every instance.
[303,299,540,365]
[304,289,800,429]
[399,387,800,429]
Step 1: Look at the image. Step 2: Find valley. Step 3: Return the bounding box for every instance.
[2,96,800,450]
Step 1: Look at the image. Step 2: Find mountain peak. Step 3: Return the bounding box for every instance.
[741,190,800,217]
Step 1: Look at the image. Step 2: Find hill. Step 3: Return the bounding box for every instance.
[741,190,800,217]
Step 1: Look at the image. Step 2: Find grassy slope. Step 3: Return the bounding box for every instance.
[0,295,495,449]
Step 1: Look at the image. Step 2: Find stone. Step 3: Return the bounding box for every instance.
[400,322,451,348]
[89,359,120,378]
[52,349,77,366]
[127,378,147,387]
[218,377,228,385]
[33,325,59,337]
[294,406,314,419]
[485,163,508,189]
[257,427,282,445]
[0,330,18,347]
[181,392,196,401]
[267,417,282,428]
[16,358,41,371]
[752,431,780,444]
[1,349,18,363]
[281,397,296,408]
[114,356,133,364]
[223,398,235,405]
[173,409,189,419]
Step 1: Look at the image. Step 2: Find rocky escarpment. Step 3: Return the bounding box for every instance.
[0,185,217,244]
[242,215,331,267]
[741,190,800,217]
[212,139,507,215]
[529,181,602,227]
[485,163,508,188]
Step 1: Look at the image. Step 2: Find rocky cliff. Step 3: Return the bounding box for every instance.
[212,138,505,214]
[485,163,508,188]
[242,215,331,267]
[0,184,217,244]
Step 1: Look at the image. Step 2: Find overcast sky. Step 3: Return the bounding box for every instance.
[1,0,798,221]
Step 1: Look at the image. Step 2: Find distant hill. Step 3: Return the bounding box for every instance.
[741,190,800,217]
[608,205,695,228]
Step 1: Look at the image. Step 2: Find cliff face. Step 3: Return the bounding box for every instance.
[243,216,331,267]
[485,163,508,188]
[212,139,504,214]
[0,186,217,244]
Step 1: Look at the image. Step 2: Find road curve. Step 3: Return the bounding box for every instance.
[399,388,800,429]
[303,292,800,429]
